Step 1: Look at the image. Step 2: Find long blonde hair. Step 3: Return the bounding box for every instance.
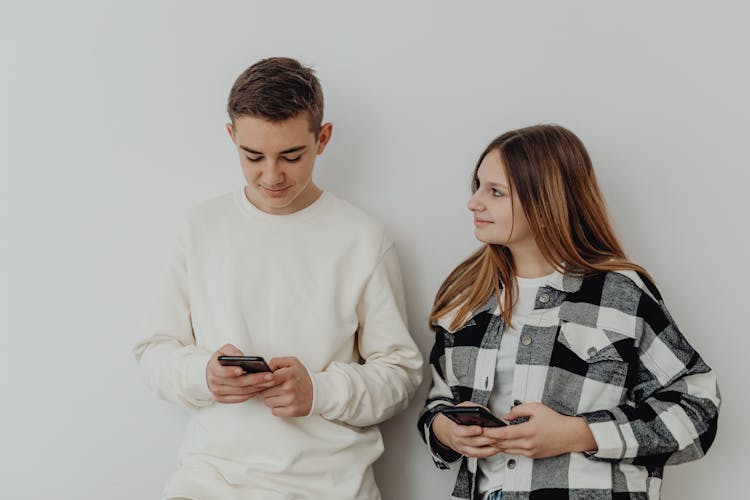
[430,125,651,332]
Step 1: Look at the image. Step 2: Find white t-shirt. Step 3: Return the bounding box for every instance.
[477,273,555,497]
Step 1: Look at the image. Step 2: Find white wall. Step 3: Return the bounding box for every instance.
[2,1,747,498]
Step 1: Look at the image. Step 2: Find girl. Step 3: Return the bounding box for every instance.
[418,125,719,500]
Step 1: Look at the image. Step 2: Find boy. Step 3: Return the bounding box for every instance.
[134,57,423,500]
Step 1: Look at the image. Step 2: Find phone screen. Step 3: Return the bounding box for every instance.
[217,356,271,373]
[442,407,507,427]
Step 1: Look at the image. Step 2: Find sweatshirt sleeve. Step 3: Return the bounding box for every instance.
[309,244,423,427]
[132,219,215,409]
[578,289,720,466]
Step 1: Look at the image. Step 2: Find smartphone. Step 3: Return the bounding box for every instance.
[217,355,272,373]
[441,407,507,427]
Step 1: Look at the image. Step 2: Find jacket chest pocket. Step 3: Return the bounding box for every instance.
[546,322,634,414]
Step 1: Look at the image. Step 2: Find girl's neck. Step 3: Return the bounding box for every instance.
[510,243,556,279]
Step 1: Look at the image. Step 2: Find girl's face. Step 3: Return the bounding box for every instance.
[467,150,534,249]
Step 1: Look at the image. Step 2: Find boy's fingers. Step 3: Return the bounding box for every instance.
[258,386,284,399]
[215,394,254,404]
[213,384,263,396]
[217,344,244,356]
[239,372,277,387]
[212,365,243,378]
[268,357,299,371]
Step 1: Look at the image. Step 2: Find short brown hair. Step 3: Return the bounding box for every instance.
[227,57,324,135]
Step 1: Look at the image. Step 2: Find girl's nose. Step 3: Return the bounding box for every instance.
[467,192,483,212]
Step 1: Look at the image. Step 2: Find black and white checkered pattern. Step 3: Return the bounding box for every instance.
[418,270,720,500]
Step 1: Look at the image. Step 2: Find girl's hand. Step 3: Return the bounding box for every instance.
[431,402,503,458]
[482,402,598,459]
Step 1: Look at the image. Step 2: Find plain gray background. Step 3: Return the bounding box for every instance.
[2,1,748,498]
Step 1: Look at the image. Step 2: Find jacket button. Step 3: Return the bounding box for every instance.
[587,347,598,357]
[539,293,550,304]
[507,459,516,469]
[521,334,532,346]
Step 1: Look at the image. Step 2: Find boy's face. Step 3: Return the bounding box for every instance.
[227,113,332,215]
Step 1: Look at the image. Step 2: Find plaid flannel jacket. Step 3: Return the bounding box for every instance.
[418,270,720,500]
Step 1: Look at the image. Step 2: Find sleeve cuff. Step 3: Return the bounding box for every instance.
[304,363,317,417]
[425,410,461,467]
[184,351,214,402]
[579,410,625,460]
[311,369,348,419]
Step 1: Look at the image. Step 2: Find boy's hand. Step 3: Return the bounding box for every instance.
[206,344,277,404]
[259,357,314,417]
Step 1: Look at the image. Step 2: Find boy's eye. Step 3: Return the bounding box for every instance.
[246,156,263,162]
[283,156,302,163]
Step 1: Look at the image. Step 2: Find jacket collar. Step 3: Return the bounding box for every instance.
[433,291,500,334]
[544,269,584,293]
[433,269,583,333]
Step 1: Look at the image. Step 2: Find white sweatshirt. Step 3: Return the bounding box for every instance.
[133,189,423,500]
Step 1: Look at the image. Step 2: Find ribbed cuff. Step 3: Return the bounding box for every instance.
[311,370,348,419]
[185,351,214,402]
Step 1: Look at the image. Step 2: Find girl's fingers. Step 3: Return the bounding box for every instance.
[460,445,503,459]
[453,425,483,437]
[503,448,533,457]
[495,439,531,451]
[456,436,496,448]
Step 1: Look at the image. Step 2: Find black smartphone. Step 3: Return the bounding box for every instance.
[441,407,507,427]
[217,355,272,373]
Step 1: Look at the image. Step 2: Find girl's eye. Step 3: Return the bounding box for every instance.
[246,156,263,163]
[284,156,302,163]
[491,188,504,197]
